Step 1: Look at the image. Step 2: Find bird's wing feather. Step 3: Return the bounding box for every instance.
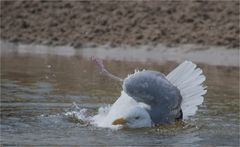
[166,61,207,119]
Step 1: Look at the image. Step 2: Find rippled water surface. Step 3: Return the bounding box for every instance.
[1,43,239,146]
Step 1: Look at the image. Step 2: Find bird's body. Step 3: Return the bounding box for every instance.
[91,59,207,129]
[123,70,183,124]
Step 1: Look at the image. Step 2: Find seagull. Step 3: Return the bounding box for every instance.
[90,57,207,129]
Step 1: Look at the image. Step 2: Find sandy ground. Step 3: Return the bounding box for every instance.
[0,1,239,48]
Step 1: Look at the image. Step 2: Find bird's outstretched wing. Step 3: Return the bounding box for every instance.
[123,70,182,124]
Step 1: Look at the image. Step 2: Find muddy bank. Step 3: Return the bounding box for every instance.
[0,1,239,48]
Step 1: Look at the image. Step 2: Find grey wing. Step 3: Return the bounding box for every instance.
[123,70,182,124]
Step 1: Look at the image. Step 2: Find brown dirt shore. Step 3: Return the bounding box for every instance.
[0,0,239,48]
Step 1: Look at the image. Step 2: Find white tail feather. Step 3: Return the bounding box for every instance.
[166,61,207,119]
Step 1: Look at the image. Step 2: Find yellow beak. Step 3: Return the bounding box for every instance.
[112,117,126,125]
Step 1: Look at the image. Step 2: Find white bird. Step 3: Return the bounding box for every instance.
[90,57,207,129]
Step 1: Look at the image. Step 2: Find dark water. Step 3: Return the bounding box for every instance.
[1,44,239,146]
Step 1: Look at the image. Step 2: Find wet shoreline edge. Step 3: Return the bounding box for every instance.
[1,40,239,67]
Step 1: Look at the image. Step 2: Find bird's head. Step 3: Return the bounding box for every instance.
[112,106,152,128]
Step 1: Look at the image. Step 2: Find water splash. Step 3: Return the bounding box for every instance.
[64,102,91,125]
[62,102,123,129]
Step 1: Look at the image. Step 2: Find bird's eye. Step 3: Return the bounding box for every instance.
[135,116,140,120]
